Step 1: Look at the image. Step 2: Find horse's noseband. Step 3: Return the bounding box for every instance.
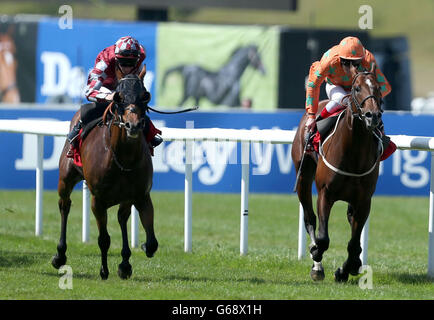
[112,104,146,131]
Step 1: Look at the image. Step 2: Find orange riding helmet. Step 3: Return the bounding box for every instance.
[338,36,365,60]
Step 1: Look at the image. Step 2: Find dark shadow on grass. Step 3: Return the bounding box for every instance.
[40,270,97,280]
[391,272,434,284]
[0,250,51,268]
[129,274,310,286]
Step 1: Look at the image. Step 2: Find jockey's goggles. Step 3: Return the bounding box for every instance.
[116,57,139,67]
[340,58,362,68]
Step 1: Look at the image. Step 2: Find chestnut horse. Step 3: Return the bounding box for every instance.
[0,30,20,103]
[52,74,158,280]
[292,65,384,282]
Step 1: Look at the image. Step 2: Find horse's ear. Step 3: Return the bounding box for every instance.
[370,62,376,74]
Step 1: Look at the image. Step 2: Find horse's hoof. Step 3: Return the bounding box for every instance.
[310,270,325,281]
[141,240,158,258]
[100,267,109,280]
[118,263,132,280]
[310,263,325,281]
[334,267,349,282]
[349,260,362,276]
[51,254,66,269]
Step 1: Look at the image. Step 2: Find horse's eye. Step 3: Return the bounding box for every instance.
[355,86,361,93]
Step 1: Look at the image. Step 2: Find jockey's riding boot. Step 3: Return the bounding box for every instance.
[66,120,83,158]
[151,134,163,148]
[320,107,333,119]
[380,136,397,161]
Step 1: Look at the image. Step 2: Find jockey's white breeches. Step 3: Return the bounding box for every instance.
[325,83,349,113]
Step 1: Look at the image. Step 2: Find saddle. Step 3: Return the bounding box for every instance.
[311,109,345,153]
[71,104,115,167]
[310,108,392,161]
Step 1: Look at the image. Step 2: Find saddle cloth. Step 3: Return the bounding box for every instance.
[312,109,345,153]
[70,115,161,167]
[311,109,395,161]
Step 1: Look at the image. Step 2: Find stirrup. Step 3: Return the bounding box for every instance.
[151,134,163,147]
[66,144,75,158]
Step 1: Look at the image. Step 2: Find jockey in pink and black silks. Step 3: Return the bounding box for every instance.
[304,36,396,161]
[66,36,162,158]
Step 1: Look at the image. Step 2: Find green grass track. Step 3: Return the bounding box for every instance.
[0,190,432,299]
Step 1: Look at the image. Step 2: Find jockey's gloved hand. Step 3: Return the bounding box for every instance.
[106,92,116,102]
[305,116,317,133]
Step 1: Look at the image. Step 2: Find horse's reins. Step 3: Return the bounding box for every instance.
[319,72,384,177]
[117,76,199,115]
[102,75,199,171]
[102,101,139,172]
[147,105,199,114]
[349,72,382,121]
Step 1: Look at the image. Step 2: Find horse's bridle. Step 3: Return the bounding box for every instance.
[103,100,146,130]
[103,101,146,172]
[349,72,383,121]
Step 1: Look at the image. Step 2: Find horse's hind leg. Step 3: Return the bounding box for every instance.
[52,157,82,269]
[117,202,132,279]
[92,197,111,280]
[135,193,158,258]
[335,201,371,282]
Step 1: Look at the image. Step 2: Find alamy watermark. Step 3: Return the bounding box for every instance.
[58,5,73,30]
[58,265,73,290]
[358,265,373,290]
[359,5,373,30]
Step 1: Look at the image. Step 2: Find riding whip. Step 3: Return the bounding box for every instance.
[293,131,314,193]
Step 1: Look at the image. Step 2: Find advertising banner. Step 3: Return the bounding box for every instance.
[0,108,433,196]
[0,19,37,103]
[35,18,157,105]
[157,23,279,110]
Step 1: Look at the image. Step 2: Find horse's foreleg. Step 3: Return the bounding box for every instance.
[52,163,81,269]
[335,201,371,282]
[309,190,333,281]
[135,193,158,258]
[92,197,111,280]
[117,202,132,279]
[52,190,71,269]
[296,157,317,254]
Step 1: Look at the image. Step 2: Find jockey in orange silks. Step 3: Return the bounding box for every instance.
[304,36,396,161]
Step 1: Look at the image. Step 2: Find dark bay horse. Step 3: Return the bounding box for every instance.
[52,74,158,280]
[291,65,384,282]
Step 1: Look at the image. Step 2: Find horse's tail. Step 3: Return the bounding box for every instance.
[161,65,185,94]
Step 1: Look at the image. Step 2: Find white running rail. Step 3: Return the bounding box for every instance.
[0,119,433,277]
